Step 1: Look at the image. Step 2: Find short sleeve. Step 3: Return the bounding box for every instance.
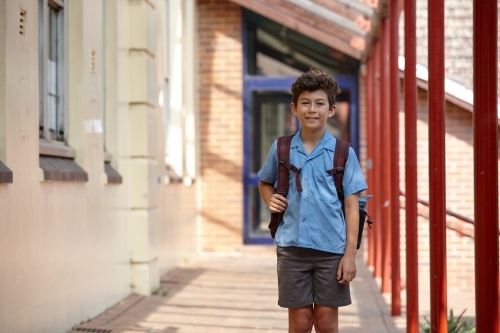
[257,140,278,184]
[342,147,368,196]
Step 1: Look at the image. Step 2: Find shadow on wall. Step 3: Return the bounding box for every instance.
[415,88,474,144]
[213,82,242,99]
[201,149,242,183]
[202,210,241,234]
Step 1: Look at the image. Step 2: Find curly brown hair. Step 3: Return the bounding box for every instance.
[291,69,339,107]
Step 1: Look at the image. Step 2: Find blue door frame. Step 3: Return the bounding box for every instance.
[243,74,360,244]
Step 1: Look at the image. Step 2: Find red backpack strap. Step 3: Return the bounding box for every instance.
[276,135,303,194]
[327,139,350,209]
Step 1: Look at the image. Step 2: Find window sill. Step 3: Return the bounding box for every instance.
[39,156,88,182]
[104,151,112,163]
[0,161,13,184]
[104,162,122,184]
[165,165,183,184]
[39,139,76,158]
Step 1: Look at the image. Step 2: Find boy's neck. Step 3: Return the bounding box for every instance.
[300,128,325,152]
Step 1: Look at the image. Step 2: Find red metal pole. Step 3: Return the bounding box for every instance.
[380,17,391,294]
[428,0,447,331]
[389,0,401,316]
[473,0,499,331]
[404,0,419,331]
[366,57,376,269]
[373,40,383,279]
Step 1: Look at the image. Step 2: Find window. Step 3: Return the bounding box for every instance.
[39,0,66,143]
[38,0,87,182]
[164,0,170,164]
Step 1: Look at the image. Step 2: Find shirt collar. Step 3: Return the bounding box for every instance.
[290,130,336,157]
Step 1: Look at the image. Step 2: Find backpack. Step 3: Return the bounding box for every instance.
[268,134,373,249]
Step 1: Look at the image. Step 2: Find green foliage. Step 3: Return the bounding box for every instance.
[419,309,476,333]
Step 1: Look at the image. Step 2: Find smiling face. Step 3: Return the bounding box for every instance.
[291,90,336,134]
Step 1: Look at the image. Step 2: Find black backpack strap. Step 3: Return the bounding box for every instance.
[326,139,350,209]
[276,135,303,194]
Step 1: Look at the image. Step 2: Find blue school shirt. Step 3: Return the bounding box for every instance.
[258,130,367,254]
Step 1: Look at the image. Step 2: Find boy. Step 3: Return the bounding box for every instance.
[257,69,367,333]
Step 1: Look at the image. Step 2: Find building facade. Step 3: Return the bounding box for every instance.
[0,0,498,332]
[0,0,198,331]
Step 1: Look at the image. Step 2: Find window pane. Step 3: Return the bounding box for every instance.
[49,7,59,62]
[47,5,64,141]
[48,94,57,133]
[48,59,57,95]
[47,58,58,140]
[251,91,296,174]
[249,186,270,235]
[164,79,170,162]
[244,9,359,77]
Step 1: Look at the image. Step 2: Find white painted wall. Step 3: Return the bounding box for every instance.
[0,1,131,332]
[0,0,199,331]
[156,0,199,275]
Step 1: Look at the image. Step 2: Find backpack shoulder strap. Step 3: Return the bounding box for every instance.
[327,139,350,207]
[275,134,303,195]
[275,135,293,196]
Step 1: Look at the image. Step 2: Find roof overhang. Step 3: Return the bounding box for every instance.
[229,0,388,60]
[398,55,500,123]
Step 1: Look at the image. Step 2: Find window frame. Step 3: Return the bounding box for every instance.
[39,0,70,157]
[163,0,171,165]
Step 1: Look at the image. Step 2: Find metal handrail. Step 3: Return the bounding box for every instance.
[399,190,475,225]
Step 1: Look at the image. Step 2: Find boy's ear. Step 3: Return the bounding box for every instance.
[290,102,297,115]
[328,105,336,118]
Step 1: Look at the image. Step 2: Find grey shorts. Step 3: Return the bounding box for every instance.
[276,246,351,308]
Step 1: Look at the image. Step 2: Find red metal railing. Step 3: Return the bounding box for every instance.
[404,0,419,331]
[473,0,499,331]
[365,1,498,332]
[428,0,448,331]
[372,40,383,279]
[400,192,474,226]
[389,0,401,316]
[366,55,376,270]
[380,17,391,295]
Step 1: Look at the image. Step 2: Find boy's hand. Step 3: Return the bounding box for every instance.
[337,254,356,284]
[268,193,288,213]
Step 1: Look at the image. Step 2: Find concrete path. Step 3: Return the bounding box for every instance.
[71,248,406,333]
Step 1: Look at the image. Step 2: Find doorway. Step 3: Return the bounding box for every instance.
[242,10,360,244]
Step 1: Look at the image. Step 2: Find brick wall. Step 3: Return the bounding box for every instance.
[198,0,244,252]
[399,0,500,96]
[404,87,499,221]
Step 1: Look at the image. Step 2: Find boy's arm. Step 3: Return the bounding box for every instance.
[337,193,360,284]
[258,180,288,213]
